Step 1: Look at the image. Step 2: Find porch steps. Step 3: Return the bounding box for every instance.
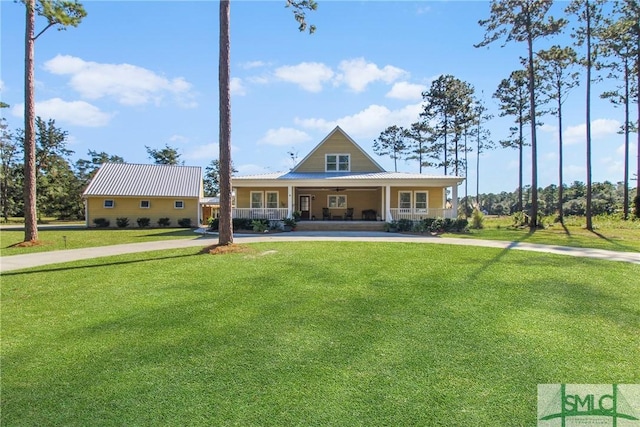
[295,220,385,232]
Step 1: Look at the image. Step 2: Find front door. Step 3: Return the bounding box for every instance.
[299,195,310,220]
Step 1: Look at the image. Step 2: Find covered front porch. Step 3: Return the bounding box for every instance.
[231,183,459,222]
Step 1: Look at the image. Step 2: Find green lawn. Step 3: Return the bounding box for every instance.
[2,242,638,426]
[0,228,198,256]
[444,215,640,252]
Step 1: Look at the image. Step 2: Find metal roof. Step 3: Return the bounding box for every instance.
[233,171,462,181]
[83,163,202,198]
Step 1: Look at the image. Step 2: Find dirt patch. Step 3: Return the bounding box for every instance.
[202,243,255,256]
[9,240,50,248]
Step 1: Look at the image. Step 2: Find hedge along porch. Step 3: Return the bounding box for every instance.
[82,163,202,228]
[232,127,463,223]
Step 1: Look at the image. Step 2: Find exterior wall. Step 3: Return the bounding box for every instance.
[297,188,381,220]
[86,196,199,227]
[389,187,445,208]
[295,132,381,173]
[235,187,288,209]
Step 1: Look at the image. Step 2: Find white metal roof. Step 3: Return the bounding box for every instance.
[83,163,202,198]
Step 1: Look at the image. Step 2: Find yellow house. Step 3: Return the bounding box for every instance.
[232,126,464,223]
[82,163,203,228]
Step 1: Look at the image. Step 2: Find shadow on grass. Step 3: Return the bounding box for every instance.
[0,251,203,277]
[589,229,638,252]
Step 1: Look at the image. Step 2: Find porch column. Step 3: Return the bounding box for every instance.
[287,185,293,218]
[384,185,391,221]
[450,184,458,219]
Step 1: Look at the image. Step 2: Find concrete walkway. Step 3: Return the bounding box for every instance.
[1,231,639,272]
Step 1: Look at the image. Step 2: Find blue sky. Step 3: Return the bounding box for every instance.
[0,0,632,195]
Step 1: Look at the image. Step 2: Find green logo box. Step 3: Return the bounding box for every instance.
[538,384,640,427]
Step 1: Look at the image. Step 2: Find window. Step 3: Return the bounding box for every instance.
[399,192,411,209]
[328,195,347,208]
[250,192,263,209]
[174,200,184,209]
[326,154,350,172]
[104,199,114,208]
[415,192,428,212]
[266,191,279,209]
[140,200,150,209]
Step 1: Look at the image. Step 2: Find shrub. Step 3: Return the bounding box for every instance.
[451,218,469,232]
[251,219,269,232]
[158,217,171,227]
[634,195,640,219]
[233,218,253,231]
[116,217,129,228]
[208,217,219,231]
[137,217,151,228]
[397,218,413,232]
[178,218,192,228]
[429,218,445,234]
[93,218,110,228]
[471,208,484,229]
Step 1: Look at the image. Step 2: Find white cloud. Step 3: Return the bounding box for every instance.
[295,102,423,139]
[230,77,247,96]
[274,62,334,92]
[539,123,558,133]
[11,98,113,127]
[386,81,426,100]
[564,118,621,144]
[258,127,312,146]
[183,143,219,161]
[335,58,407,92]
[43,54,197,108]
[169,134,189,144]
[241,61,268,69]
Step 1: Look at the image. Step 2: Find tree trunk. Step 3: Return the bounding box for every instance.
[518,115,524,213]
[623,56,629,220]
[636,29,640,217]
[557,92,564,223]
[218,0,233,245]
[527,32,538,229]
[23,0,38,242]
[585,0,593,231]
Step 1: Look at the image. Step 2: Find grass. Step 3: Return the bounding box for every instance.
[2,242,638,426]
[0,228,198,256]
[445,215,640,252]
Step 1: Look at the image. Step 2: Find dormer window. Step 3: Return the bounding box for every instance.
[326,154,350,172]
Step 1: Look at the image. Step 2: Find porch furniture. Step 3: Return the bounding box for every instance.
[345,208,354,220]
[361,209,377,221]
[322,208,330,220]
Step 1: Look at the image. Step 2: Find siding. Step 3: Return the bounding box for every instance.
[294,132,382,173]
[86,196,198,227]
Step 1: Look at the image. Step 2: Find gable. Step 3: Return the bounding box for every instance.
[292,126,384,173]
[83,163,202,198]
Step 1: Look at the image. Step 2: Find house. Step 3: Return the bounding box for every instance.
[82,163,203,228]
[231,126,463,222]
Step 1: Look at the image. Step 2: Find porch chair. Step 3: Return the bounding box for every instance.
[322,208,331,220]
[345,207,354,220]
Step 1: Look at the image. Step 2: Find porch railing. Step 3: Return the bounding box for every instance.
[389,208,455,221]
[233,208,289,220]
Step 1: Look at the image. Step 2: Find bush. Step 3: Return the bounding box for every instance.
[116,217,129,228]
[208,217,219,231]
[137,217,151,228]
[158,217,171,227]
[634,195,640,219]
[251,219,269,232]
[397,218,413,232]
[471,208,484,229]
[429,218,445,234]
[93,218,110,228]
[178,218,192,228]
[233,218,253,231]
